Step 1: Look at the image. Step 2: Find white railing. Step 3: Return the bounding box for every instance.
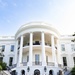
[47,62,55,66]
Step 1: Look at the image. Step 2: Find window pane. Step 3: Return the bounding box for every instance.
[2,45,5,52]
[11,45,14,51]
[61,44,65,51]
[73,57,75,65]
[0,57,3,62]
[63,57,67,66]
[71,44,75,51]
[27,56,29,62]
[9,57,13,66]
[46,56,48,62]
[35,54,39,62]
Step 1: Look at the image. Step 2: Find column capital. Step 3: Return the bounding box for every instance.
[21,35,23,37]
[29,32,33,34]
[51,34,54,37]
[41,31,45,33]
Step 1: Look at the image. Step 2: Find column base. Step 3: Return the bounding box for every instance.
[42,62,47,66]
[55,63,58,67]
[17,63,23,67]
[27,62,32,66]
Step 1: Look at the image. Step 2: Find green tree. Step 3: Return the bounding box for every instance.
[0,65,2,74]
[71,66,75,75]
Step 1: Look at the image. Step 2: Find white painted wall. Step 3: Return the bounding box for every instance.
[0,39,15,66]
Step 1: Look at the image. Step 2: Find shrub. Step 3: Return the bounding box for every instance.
[0,62,7,70]
[0,65,2,71]
[71,66,75,75]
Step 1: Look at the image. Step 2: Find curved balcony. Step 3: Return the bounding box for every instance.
[9,64,17,69]
[22,62,27,66]
[22,41,52,53]
[23,41,51,47]
[33,62,42,66]
[47,62,55,66]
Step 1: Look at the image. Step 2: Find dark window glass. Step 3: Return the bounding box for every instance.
[0,57,3,62]
[9,57,13,66]
[2,45,5,52]
[73,57,75,65]
[63,57,67,66]
[11,45,14,52]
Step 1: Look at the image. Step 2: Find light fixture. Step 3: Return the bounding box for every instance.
[44,66,47,72]
[27,66,30,72]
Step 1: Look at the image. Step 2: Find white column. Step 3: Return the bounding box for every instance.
[14,40,18,64]
[18,35,23,66]
[41,32,46,66]
[51,35,58,67]
[57,39,62,65]
[28,32,33,66]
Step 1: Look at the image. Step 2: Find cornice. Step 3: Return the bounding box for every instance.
[15,22,60,38]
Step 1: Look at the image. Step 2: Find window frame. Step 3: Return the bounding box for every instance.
[11,45,14,52]
[9,57,13,66]
[71,44,75,51]
[61,44,65,51]
[35,54,39,62]
[2,45,5,52]
[73,57,75,65]
[62,57,67,66]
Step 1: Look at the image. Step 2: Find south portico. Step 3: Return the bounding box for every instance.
[14,32,59,67]
[11,22,62,75]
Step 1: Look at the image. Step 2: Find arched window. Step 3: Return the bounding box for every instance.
[49,70,53,75]
[34,69,40,75]
[21,70,25,75]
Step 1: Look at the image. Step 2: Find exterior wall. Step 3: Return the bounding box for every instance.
[60,35,75,69]
[1,22,75,75]
[0,36,15,66]
[22,50,53,63]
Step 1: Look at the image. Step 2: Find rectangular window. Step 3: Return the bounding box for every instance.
[11,45,14,52]
[61,44,65,51]
[0,57,3,62]
[63,57,67,66]
[9,57,13,66]
[73,57,75,65]
[35,54,39,65]
[27,56,29,62]
[2,45,5,52]
[71,44,75,51]
[46,56,48,62]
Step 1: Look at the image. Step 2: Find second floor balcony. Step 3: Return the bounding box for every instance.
[23,41,51,47]
[14,62,55,67]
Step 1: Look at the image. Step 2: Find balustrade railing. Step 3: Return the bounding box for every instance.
[22,62,27,66]
[9,64,17,69]
[58,64,63,68]
[33,62,42,66]
[47,62,55,66]
[23,42,51,47]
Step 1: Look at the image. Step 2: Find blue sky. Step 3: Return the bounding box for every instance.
[0,0,75,36]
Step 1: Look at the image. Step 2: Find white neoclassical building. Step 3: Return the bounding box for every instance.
[0,22,75,75]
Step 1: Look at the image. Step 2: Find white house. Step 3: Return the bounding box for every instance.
[0,22,75,75]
